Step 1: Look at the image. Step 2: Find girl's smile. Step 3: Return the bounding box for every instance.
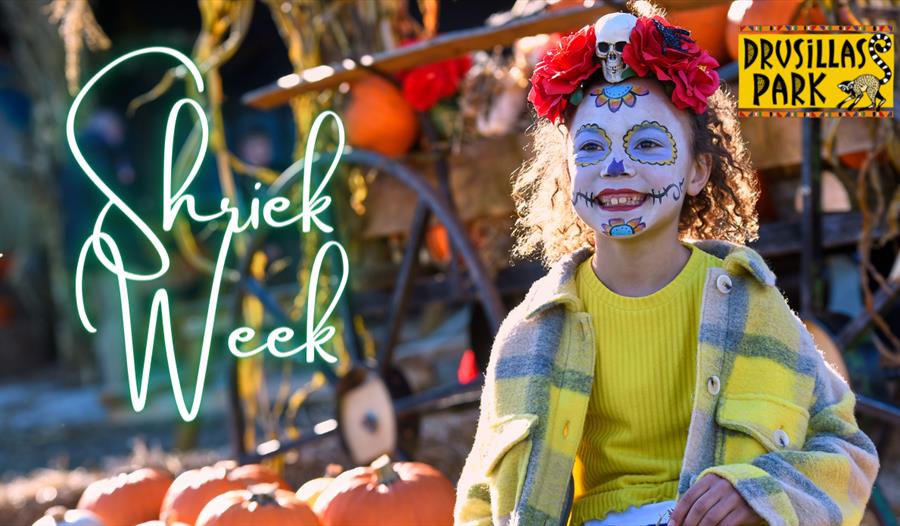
[573,188,649,211]
[596,189,646,210]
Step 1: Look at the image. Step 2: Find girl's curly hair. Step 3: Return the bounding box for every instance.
[512,4,758,267]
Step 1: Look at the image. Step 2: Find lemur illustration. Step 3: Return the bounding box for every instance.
[837,33,892,110]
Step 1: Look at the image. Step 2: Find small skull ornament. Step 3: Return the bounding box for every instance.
[593,13,637,83]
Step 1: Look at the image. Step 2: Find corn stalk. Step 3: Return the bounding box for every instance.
[45,0,111,94]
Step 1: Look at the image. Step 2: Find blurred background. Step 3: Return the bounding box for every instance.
[0,0,898,525]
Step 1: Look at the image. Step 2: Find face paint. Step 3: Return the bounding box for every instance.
[567,78,696,241]
[591,83,649,113]
[605,158,627,177]
[601,217,646,237]
[624,121,677,165]
[574,124,612,167]
[648,178,685,204]
[573,190,597,208]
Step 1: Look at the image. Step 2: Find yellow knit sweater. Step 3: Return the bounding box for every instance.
[570,245,723,525]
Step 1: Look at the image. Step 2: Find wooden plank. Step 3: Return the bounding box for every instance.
[750,212,887,258]
[243,0,729,109]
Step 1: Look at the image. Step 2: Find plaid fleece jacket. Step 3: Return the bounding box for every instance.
[454,240,879,526]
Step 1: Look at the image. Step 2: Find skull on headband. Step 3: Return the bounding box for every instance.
[593,13,637,83]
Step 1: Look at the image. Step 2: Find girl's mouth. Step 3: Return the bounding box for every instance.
[596,189,647,211]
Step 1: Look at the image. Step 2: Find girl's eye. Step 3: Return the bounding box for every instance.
[636,139,661,149]
[581,142,604,152]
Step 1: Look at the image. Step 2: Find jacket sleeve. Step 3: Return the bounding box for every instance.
[454,394,496,526]
[454,302,538,526]
[698,321,880,526]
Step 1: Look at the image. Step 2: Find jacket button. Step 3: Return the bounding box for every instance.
[707,375,721,395]
[563,421,570,439]
[774,429,790,447]
[716,274,733,294]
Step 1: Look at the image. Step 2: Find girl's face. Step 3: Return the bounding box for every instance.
[566,78,708,240]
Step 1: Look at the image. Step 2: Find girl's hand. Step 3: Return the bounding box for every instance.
[667,474,763,526]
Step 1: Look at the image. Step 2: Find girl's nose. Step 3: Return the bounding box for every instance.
[603,157,632,178]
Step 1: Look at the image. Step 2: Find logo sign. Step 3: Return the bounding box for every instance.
[68,47,349,421]
[738,25,893,117]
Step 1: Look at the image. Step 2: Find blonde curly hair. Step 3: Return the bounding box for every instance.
[511,5,759,267]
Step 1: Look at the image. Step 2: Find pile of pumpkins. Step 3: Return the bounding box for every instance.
[34,455,455,526]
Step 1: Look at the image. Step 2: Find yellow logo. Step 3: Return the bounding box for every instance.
[738,26,893,117]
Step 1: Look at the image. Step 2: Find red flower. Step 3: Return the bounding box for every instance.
[670,55,720,114]
[400,54,472,112]
[527,25,600,123]
[622,15,720,113]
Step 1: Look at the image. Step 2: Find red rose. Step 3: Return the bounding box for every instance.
[401,54,472,112]
[622,16,698,78]
[527,25,600,123]
[669,55,720,113]
[622,15,720,113]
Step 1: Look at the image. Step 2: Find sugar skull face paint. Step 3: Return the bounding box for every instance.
[573,124,612,167]
[606,158,626,177]
[568,77,702,240]
[624,120,677,165]
[648,178,684,204]
[601,217,646,237]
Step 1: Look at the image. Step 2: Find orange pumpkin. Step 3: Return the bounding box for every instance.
[196,484,320,526]
[345,75,420,158]
[666,4,730,63]
[313,455,455,526]
[76,467,172,526]
[726,0,805,61]
[227,463,291,491]
[160,466,243,526]
[295,465,343,508]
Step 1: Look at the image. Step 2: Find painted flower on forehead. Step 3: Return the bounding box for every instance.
[591,83,649,113]
[622,15,720,113]
[527,24,601,124]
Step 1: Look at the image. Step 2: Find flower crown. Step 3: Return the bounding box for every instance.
[527,13,720,124]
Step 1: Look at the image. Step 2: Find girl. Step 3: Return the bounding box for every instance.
[454,4,879,526]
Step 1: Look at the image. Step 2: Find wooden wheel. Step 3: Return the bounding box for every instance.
[228,148,506,465]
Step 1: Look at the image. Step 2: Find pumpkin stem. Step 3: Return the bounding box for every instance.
[248,483,280,507]
[371,454,399,484]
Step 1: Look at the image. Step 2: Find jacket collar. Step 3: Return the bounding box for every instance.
[523,240,776,320]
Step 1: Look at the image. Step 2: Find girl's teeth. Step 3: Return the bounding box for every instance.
[602,195,643,206]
